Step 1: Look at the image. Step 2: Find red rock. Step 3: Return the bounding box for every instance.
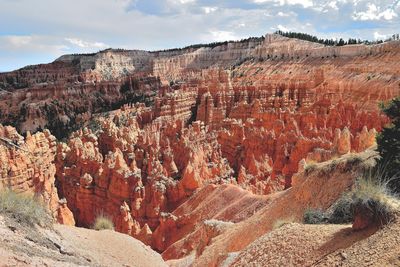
[57,199,76,226]
[0,124,74,225]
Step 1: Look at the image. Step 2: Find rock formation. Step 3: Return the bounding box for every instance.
[0,124,74,225]
[55,106,234,242]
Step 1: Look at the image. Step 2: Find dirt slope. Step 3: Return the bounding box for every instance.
[55,225,167,267]
[231,213,400,267]
[230,223,374,266]
[158,184,271,260]
[0,215,166,267]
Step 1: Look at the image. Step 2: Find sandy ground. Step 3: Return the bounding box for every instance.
[0,215,166,267]
[231,215,400,267]
[230,223,376,266]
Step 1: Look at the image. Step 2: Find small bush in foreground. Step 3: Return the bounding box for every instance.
[0,189,52,227]
[350,171,398,226]
[303,208,327,224]
[328,194,354,224]
[325,169,398,227]
[93,214,114,231]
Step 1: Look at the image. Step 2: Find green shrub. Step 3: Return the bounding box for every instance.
[86,119,102,134]
[93,214,114,231]
[303,208,327,224]
[328,194,354,224]
[0,189,52,227]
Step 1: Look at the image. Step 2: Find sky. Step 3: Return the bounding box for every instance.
[0,0,399,72]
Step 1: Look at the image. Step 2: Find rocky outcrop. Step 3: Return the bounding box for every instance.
[153,90,197,123]
[0,213,167,267]
[0,124,74,225]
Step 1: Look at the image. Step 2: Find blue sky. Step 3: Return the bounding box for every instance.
[0,0,399,72]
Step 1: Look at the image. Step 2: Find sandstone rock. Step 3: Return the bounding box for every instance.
[136,223,153,246]
[57,199,76,226]
[334,127,352,155]
[0,124,74,224]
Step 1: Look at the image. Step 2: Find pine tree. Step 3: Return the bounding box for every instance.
[376,97,400,192]
[337,38,345,46]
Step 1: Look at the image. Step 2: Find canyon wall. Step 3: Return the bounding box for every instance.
[0,73,160,138]
[1,34,399,138]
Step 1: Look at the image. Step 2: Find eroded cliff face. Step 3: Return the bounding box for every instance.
[1,34,398,138]
[0,34,400,260]
[0,72,160,139]
[0,125,74,225]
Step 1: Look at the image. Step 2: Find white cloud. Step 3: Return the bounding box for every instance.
[277,24,290,31]
[327,1,338,10]
[208,30,238,42]
[353,3,397,21]
[254,0,313,8]
[380,9,397,20]
[6,36,33,47]
[253,0,271,3]
[276,11,297,17]
[179,0,195,3]
[168,0,196,5]
[203,6,218,14]
[0,35,68,55]
[374,32,387,40]
[286,0,313,8]
[65,38,108,49]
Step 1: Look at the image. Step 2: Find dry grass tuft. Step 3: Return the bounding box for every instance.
[307,167,400,226]
[93,213,114,231]
[0,189,52,227]
[304,162,318,175]
[350,169,399,225]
